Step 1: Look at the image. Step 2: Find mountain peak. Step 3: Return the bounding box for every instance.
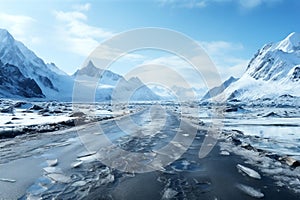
[0,28,10,36]
[86,60,96,68]
[73,60,101,77]
[0,28,14,44]
[276,32,300,53]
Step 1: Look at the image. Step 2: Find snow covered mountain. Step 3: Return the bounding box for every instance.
[0,29,159,101]
[74,61,160,101]
[0,60,44,98]
[202,76,238,100]
[0,28,73,100]
[73,61,124,87]
[214,32,300,102]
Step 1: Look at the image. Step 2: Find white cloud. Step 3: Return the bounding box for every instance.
[139,55,214,89]
[199,41,244,56]
[54,10,87,21]
[94,40,248,89]
[116,40,249,89]
[199,40,249,80]
[53,8,113,57]
[72,3,91,12]
[0,13,40,44]
[218,58,249,79]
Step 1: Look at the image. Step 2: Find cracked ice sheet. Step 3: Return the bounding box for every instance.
[0,156,43,199]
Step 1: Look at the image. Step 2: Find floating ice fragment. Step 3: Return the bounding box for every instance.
[77,151,97,158]
[46,159,58,167]
[43,167,62,174]
[100,174,114,185]
[261,167,283,174]
[71,180,87,187]
[236,184,264,198]
[220,151,230,156]
[71,160,83,168]
[162,188,178,199]
[0,178,16,183]
[26,194,43,200]
[237,164,261,179]
[78,154,99,162]
[47,173,70,183]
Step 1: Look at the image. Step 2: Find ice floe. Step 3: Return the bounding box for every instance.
[46,159,58,167]
[162,188,178,199]
[237,164,261,179]
[47,173,71,183]
[236,184,264,198]
[0,177,16,183]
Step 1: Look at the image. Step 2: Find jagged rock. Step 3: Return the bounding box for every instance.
[69,112,86,117]
[263,112,281,117]
[0,106,14,113]
[280,156,300,168]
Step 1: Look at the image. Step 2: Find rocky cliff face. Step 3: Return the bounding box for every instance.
[213,32,300,102]
[0,61,44,98]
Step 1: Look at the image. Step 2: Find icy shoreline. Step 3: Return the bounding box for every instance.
[0,100,138,139]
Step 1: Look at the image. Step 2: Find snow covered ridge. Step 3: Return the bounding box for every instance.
[0,29,73,100]
[0,29,160,101]
[210,32,300,103]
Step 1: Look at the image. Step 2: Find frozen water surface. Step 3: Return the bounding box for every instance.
[0,102,299,199]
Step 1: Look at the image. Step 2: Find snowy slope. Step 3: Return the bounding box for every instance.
[202,76,238,100]
[0,29,160,102]
[0,29,73,100]
[214,32,300,102]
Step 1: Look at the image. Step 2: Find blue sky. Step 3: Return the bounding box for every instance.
[0,0,300,88]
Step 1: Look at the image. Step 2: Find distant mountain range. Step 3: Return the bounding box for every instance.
[204,32,300,103]
[73,60,160,101]
[0,29,159,101]
[1,28,299,103]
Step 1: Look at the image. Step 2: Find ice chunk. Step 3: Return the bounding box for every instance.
[237,164,261,179]
[46,159,58,167]
[100,174,114,185]
[261,167,283,174]
[47,173,70,183]
[162,188,178,199]
[0,178,16,183]
[77,151,97,158]
[26,194,43,200]
[43,167,62,174]
[220,151,230,156]
[71,160,83,168]
[78,154,99,162]
[236,184,264,198]
[71,180,87,187]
